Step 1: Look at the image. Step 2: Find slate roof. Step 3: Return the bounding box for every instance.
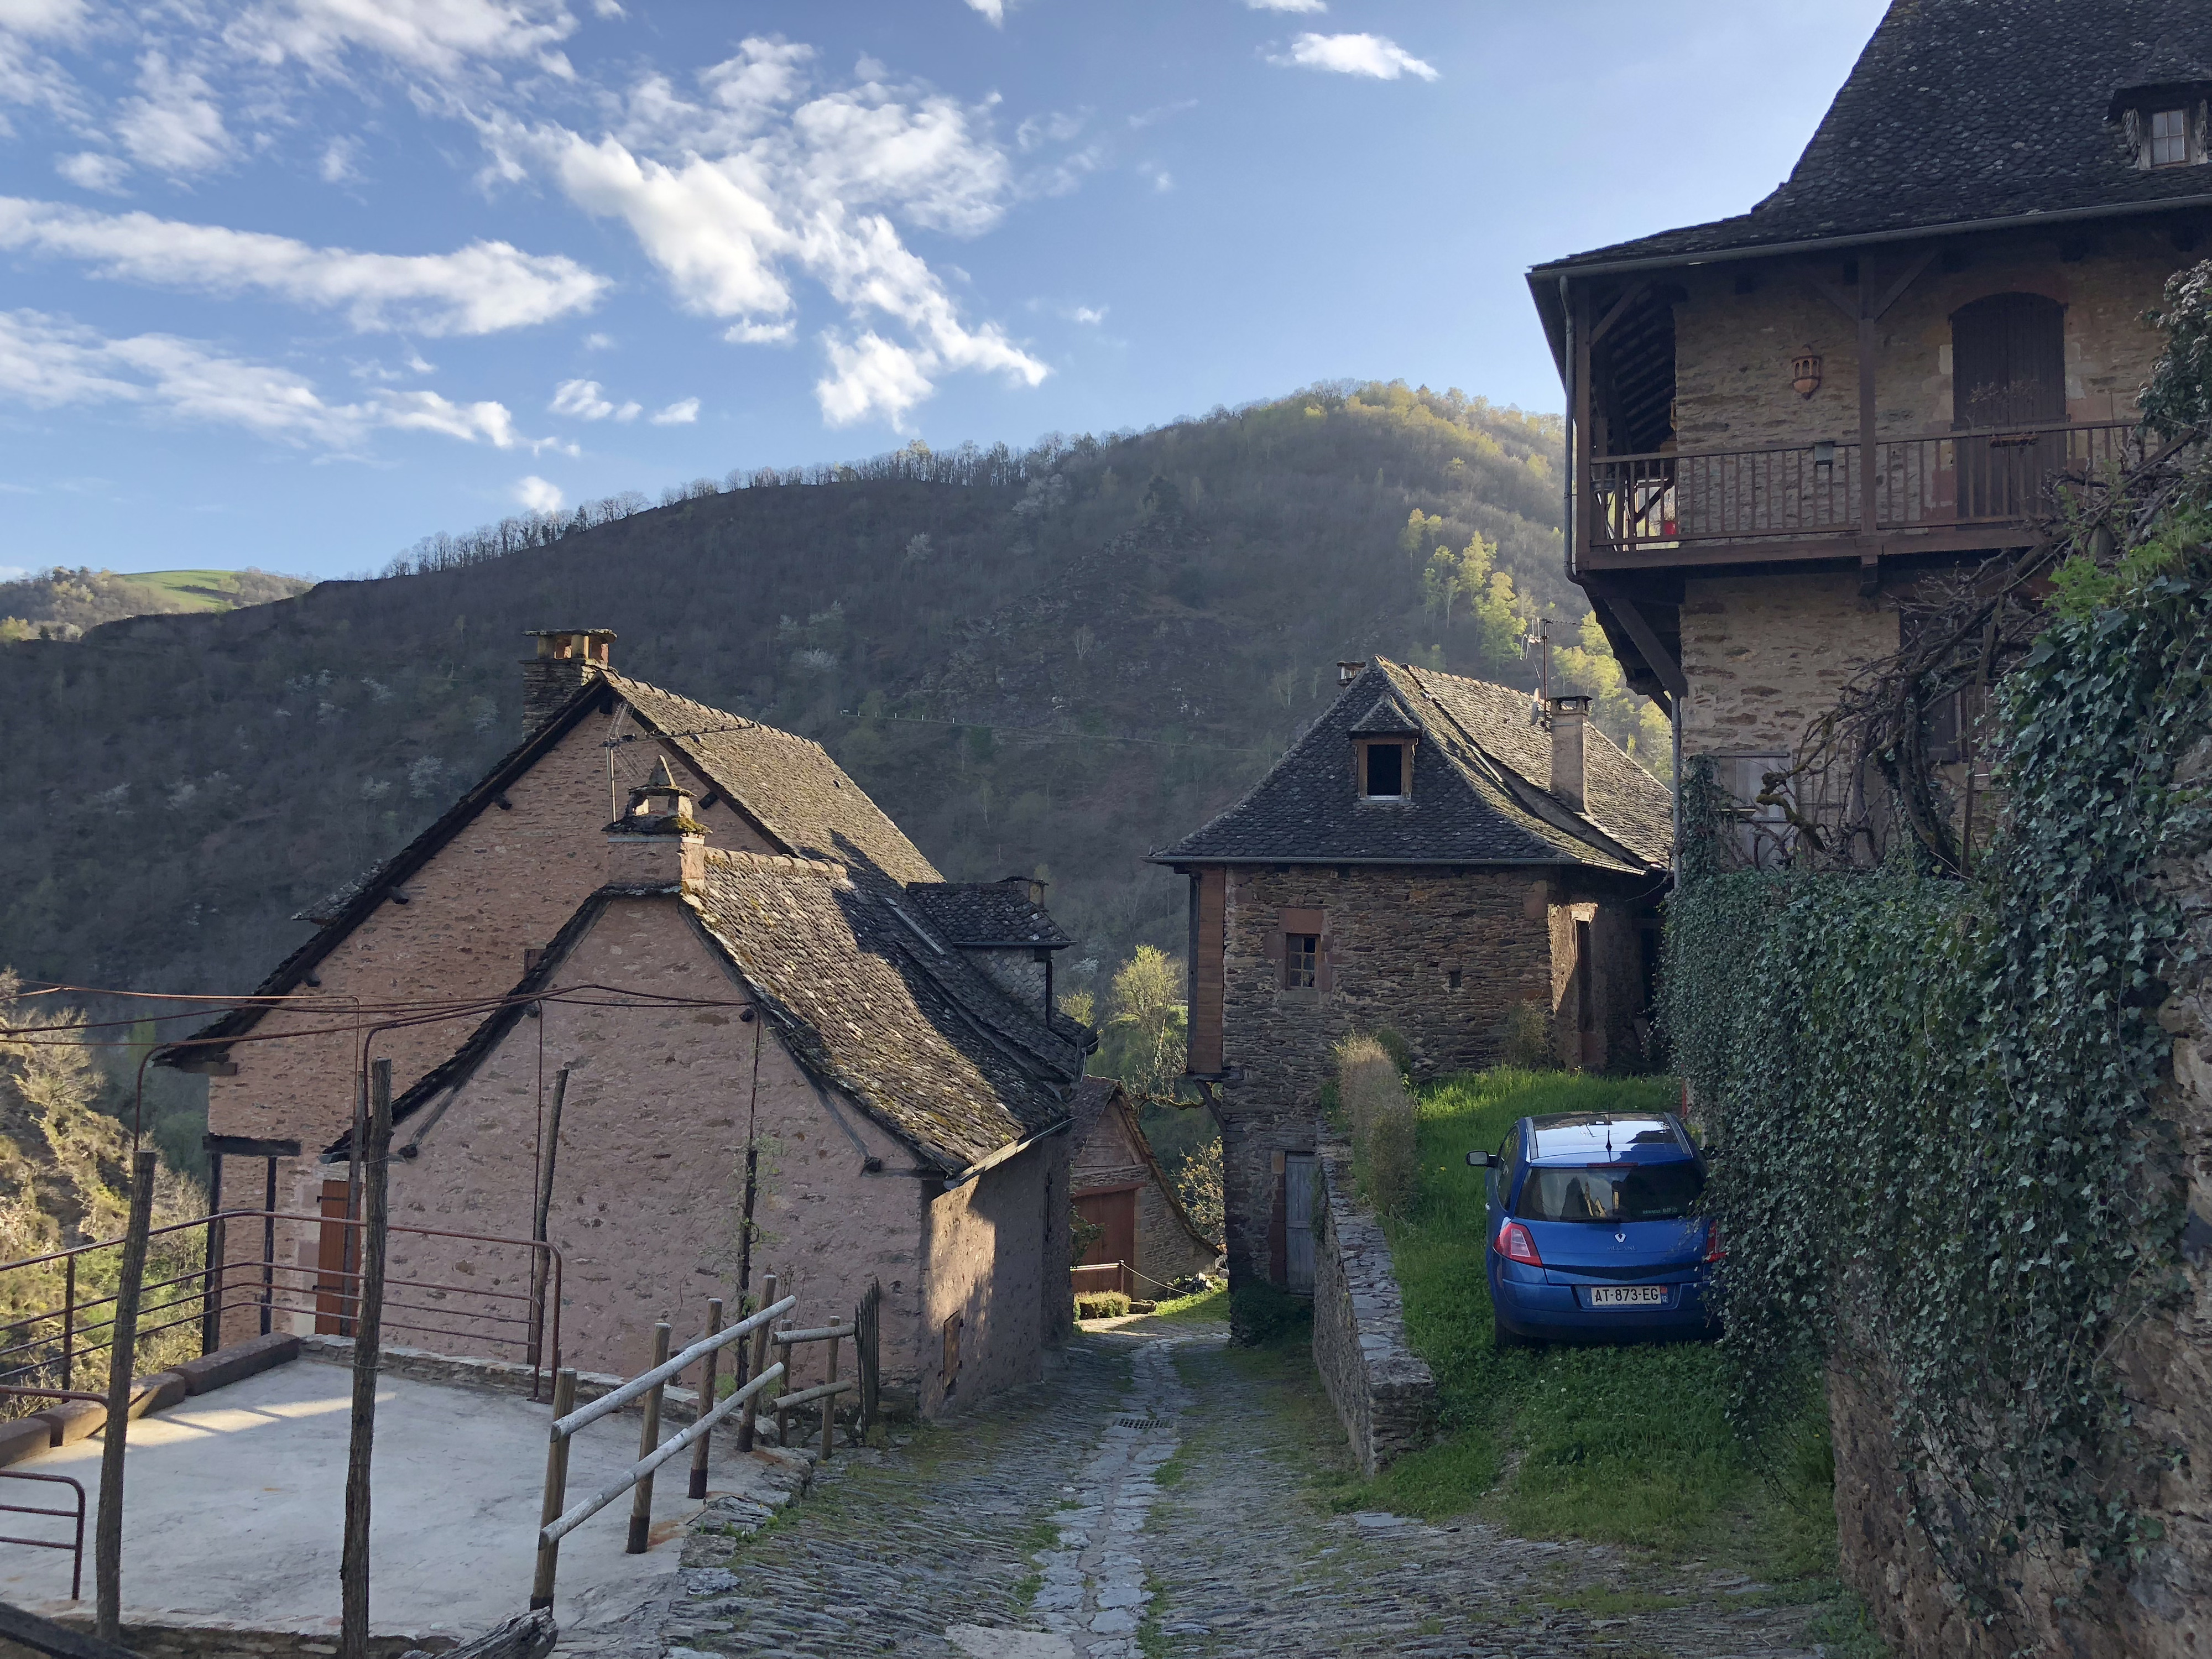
[342,850,1085,1178]
[1150,660,1670,873]
[1067,1077,1222,1253]
[905,880,1075,948]
[1535,0,2212,275]
[163,665,942,1066]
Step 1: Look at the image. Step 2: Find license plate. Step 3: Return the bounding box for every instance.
[1587,1285,1668,1308]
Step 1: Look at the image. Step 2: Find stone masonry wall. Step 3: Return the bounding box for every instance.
[920,1139,1055,1417]
[1310,1136,1435,1476]
[1829,736,2212,1658]
[1680,571,1900,758]
[359,894,961,1415]
[1670,230,2176,454]
[205,706,773,1347]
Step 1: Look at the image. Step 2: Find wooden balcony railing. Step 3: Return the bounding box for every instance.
[1586,420,2140,559]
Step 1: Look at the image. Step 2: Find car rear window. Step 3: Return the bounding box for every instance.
[1514,1161,1704,1223]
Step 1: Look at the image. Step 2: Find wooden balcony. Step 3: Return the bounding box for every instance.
[1577,420,2138,571]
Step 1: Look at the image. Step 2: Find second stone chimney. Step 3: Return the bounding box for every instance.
[522,629,615,733]
[1548,693,1590,814]
[605,755,706,890]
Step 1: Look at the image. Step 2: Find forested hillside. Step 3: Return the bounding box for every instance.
[0,382,1665,1029]
[0,567,312,641]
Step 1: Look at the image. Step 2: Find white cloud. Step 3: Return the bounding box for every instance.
[1272,32,1438,80]
[549,377,638,420]
[487,43,1044,429]
[962,0,1004,23]
[1246,0,1326,11]
[1140,163,1173,192]
[54,150,127,192]
[0,307,525,450]
[581,331,613,349]
[0,197,607,335]
[0,0,88,36]
[319,135,361,182]
[116,51,234,175]
[816,331,932,427]
[648,396,697,425]
[513,473,562,513]
[1070,305,1105,326]
[227,0,580,80]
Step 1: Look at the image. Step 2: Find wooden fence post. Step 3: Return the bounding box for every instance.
[689,1299,722,1500]
[625,1321,670,1554]
[821,1327,839,1461]
[341,1057,393,1659]
[856,1281,880,1436]
[95,1145,159,1641]
[530,1368,577,1610]
[738,1274,775,1453]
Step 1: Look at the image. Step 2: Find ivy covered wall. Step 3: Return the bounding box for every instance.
[1662,546,2212,1657]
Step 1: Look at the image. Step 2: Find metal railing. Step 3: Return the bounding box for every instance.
[0,1210,562,1403]
[1587,420,2140,556]
[0,1471,85,1600]
[531,1281,798,1609]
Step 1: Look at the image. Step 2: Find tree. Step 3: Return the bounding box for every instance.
[1099,946,1186,1100]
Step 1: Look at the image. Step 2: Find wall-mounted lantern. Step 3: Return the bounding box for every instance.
[1791,353,1823,399]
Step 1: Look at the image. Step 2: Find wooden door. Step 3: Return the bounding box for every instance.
[1074,1188,1138,1296]
[1952,293,2065,519]
[314,1178,354,1335]
[1283,1155,1317,1294]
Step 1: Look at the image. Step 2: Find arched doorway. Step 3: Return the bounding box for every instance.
[1952,293,2066,519]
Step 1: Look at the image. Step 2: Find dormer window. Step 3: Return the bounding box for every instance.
[1348,692,1421,801]
[2110,85,2210,169]
[2152,107,2189,166]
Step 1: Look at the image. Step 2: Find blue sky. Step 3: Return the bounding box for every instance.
[0,0,1889,581]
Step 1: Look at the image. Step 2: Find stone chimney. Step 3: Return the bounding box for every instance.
[522,629,615,733]
[605,755,706,890]
[1548,694,1590,813]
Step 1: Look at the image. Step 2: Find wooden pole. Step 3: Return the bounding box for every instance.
[525,1067,569,1389]
[530,1368,577,1611]
[821,1327,839,1461]
[95,1145,158,1642]
[625,1321,671,1554]
[738,1274,775,1453]
[200,1154,225,1357]
[340,1058,393,1659]
[688,1298,722,1500]
[346,1071,366,1335]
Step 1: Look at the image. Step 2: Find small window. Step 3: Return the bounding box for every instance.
[1447,968,1463,990]
[1363,743,1404,797]
[1285,933,1318,989]
[2152,107,2189,166]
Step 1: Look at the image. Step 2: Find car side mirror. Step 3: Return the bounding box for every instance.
[1466,1151,1500,1168]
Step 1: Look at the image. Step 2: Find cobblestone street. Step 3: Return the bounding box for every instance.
[656,1327,1834,1659]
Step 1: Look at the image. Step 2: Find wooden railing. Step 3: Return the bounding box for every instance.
[1587,420,2140,557]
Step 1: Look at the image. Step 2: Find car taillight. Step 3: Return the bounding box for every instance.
[1703,1220,1725,1262]
[1496,1219,1542,1266]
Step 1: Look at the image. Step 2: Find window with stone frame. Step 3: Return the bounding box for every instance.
[1361,740,1408,798]
[1278,906,1328,991]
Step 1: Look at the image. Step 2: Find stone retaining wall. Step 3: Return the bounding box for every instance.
[1309,1135,1434,1475]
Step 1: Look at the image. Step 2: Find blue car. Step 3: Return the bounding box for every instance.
[1466,1111,1718,1348]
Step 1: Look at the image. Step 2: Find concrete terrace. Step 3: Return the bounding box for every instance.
[0,1353,800,1647]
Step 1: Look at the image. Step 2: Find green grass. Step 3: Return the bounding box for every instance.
[1350,1068,1849,1593]
[119,570,246,608]
[1113,1284,1229,1332]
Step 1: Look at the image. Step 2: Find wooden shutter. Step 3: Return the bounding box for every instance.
[1189,869,1227,1072]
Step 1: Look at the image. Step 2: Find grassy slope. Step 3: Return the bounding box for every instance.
[1327,1069,1881,1650]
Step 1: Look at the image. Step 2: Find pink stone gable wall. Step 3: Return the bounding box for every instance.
[203,705,773,1344]
[330,891,1050,1418]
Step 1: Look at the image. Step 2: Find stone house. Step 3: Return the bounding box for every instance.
[1527,0,2212,842]
[158,631,1089,1414]
[1151,659,1671,1293]
[1066,1077,1220,1298]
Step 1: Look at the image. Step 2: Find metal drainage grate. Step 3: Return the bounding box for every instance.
[1115,1415,1164,1430]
